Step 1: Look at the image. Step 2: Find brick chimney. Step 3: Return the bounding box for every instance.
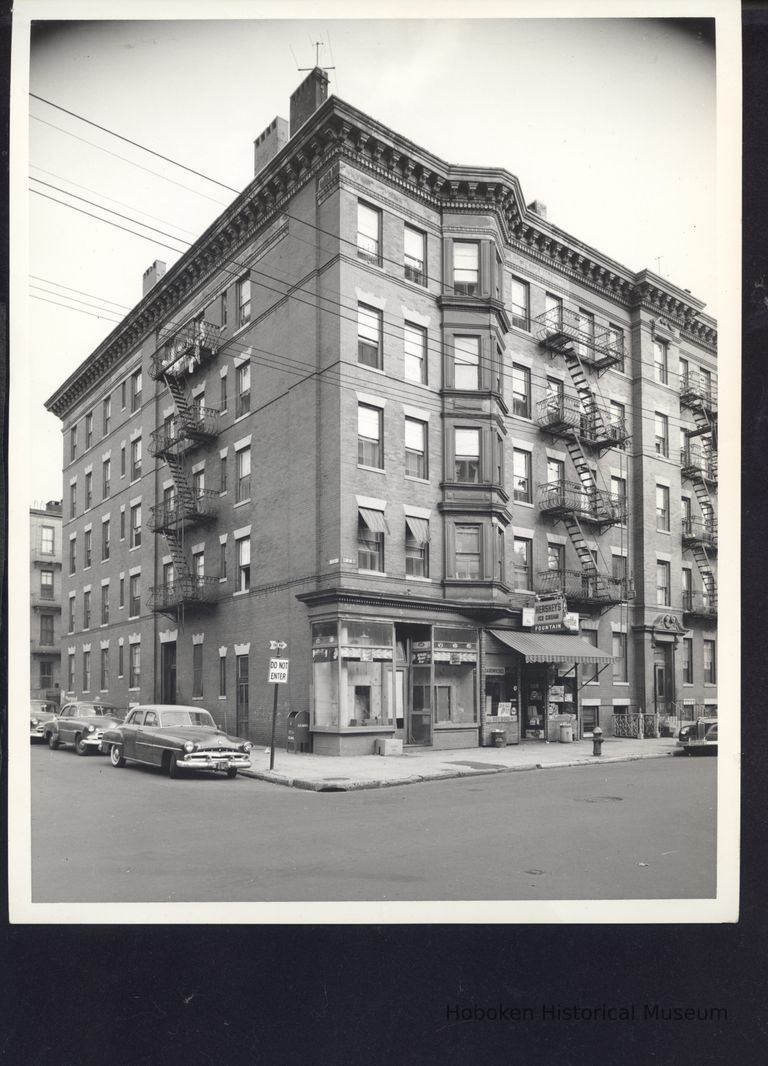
[527,200,547,220]
[142,260,167,297]
[254,116,290,176]
[290,67,329,136]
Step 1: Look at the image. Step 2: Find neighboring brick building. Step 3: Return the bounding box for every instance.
[45,69,717,753]
[30,501,63,703]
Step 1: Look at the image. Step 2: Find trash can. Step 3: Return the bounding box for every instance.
[559,722,574,744]
[286,710,311,753]
[490,730,506,748]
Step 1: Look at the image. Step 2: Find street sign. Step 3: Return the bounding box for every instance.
[268,658,290,683]
[269,640,288,651]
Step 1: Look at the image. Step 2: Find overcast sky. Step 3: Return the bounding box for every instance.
[19,13,718,503]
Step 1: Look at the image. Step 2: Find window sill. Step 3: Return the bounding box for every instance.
[404,475,430,485]
[232,589,249,597]
[406,575,432,582]
[357,464,385,474]
[613,682,630,686]
[128,687,140,693]
[219,577,228,584]
[358,569,387,576]
[232,322,251,340]
[233,412,251,424]
[233,498,251,508]
[656,528,671,536]
[514,500,534,509]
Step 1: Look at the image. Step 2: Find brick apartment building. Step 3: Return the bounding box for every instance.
[45,69,718,754]
[30,500,63,702]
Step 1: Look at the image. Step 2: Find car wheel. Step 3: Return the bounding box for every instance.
[168,752,184,779]
[75,734,90,756]
[226,768,238,779]
[47,733,60,751]
[110,744,126,768]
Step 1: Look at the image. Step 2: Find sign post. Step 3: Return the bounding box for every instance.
[267,642,289,770]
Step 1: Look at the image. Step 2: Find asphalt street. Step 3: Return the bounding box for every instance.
[29,743,716,903]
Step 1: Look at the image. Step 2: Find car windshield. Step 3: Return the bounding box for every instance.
[158,710,217,729]
[83,705,119,717]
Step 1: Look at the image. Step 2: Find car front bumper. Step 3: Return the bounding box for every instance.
[181,754,252,773]
[30,726,46,739]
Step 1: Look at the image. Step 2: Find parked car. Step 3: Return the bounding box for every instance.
[30,700,60,742]
[100,705,253,778]
[677,717,718,755]
[45,701,124,755]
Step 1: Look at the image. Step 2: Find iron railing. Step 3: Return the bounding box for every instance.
[682,516,718,549]
[537,480,628,524]
[536,396,628,447]
[680,446,717,482]
[148,489,219,533]
[682,591,718,619]
[150,319,220,379]
[680,371,717,413]
[148,575,220,612]
[534,306,624,367]
[537,568,634,604]
[149,406,220,458]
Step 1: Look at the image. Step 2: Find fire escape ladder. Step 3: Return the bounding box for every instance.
[565,436,598,496]
[561,515,608,593]
[162,527,192,579]
[691,478,715,516]
[164,453,197,513]
[164,373,194,424]
[690,543,716,595]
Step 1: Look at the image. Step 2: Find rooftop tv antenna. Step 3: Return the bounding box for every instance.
[298,40,335,75]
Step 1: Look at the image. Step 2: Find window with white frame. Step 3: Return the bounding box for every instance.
[236,446,251,502]
[454,428,480,483]
[357,304,382,369]
[513,537,532,590]
[653,339,669,385]
[455,525,481,580]
[404,322,427,383]
[510,277,530,330]
[453,336,479,390]
[41,525,55,555]
[656,484,670,531]
[404,418,428,479]
[453,241,479,295]
[238,276,251,326]
[236,536,251,591]
[512,364,531,418]
[403,225,426,284]
[513,449,532,503]
[357,201,381,264]
[358,404,383,469]
[654,412,669,457]
[131,369,142,413]
[236,362,251,417]
[130,504,142,548]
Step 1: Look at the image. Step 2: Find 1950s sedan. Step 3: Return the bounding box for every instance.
[100,705,253,779]
[30,700,59,742]
[45,701,124,755]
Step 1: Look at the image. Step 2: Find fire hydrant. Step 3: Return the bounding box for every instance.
[592,727,604,757]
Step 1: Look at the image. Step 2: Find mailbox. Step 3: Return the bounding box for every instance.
[286,710,311,753]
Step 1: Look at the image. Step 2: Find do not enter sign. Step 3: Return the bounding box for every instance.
[268,658,289,683]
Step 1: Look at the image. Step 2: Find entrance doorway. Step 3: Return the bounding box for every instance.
[653,645,674,713]
[160,641,177,703]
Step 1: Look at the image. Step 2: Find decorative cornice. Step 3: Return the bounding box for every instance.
[46,96,717,417]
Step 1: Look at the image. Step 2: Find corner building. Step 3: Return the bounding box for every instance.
[46,70,718,754]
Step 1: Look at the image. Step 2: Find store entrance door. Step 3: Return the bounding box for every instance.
[522,664,547,739]
[409,665,432,745]
[160,641,176,704]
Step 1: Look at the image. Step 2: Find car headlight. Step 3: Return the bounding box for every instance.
[31,717,39,726]
[241,742,252,753]
[184,741,194,753]
[86,724,95,733]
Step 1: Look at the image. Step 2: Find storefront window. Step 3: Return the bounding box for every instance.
[433,663,476,724]
[311,618,396,730]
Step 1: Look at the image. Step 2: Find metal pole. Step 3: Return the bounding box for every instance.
[269,683,278,770]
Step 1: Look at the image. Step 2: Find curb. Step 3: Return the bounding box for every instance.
[239,749,675,792]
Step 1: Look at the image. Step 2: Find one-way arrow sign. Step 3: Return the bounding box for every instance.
[269,640,288,651]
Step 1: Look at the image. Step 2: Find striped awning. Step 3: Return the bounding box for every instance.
[358,507,388,533]
[405,514,430,545]
[489,629,615,664]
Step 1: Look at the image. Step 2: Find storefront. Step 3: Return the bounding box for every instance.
[309,615,480,755]
[485,629,615,741]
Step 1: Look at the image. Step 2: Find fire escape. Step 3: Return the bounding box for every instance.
[147,319,222,618]
[533,306,633,611]
[680,370,718,620]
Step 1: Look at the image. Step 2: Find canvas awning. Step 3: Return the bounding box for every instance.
[404,514,430,545]
[358,507,388,533]
[489,629,615,664]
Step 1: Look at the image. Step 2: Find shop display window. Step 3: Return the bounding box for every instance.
[311,618,396,729]
[434,662,476,724]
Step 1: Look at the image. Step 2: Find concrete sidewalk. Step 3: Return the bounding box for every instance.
[239,736,679,791]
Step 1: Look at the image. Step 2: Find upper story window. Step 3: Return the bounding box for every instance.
[405,516,430,578]
[83,590,91,629]
[236,536,251,592]
[404,323,427,384]
[656,560,671,606]
[494,251,503,301]
[69,477,77,517]
[220,291,228,328]
[682,637,693,684]
[102,458,111,499]
[84,471,93,510]
[577,309,595,359]
[681,495,691,527]
[404,418,428,480]
[611,475,627,508]
[102,518,110,560]
[357,202,382,265]
[129,574,141,618]
[455,525,481,580]
[404,225,426,284]
[357,304,382,369]
[220,371,228,412]
[454,428,480,483]
[510,278,530,330]
[131,369,142,413]
[547,542,565,574]
[40,569,54,598]
[83,529,92,568]
[70,425,77,462]
[453,336,480,390]
[85,412,93,449]
[130,438,142,481]
[453,241,479,296]
[236,363,251,417]
[192,469,204,500]
[130,504,142,549]
[512,364,531,418]
[69,536,76,575]
[513,448,532,503]
[703,639,716,684]
[679,356,689,387]
[545,292,563,327]
[102,396,111,437]
[654,339,669,385]
[358,509,386,572]
[547,457,564,486]
[607,323,625,371]
[513,537,533,591]
[236,446,251,503]
[120,381,127,410]
[41,525,55,554]
[358,403,383,470]
[238,276,251,327]
[654,412,669,458]
[656,484,670,531]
